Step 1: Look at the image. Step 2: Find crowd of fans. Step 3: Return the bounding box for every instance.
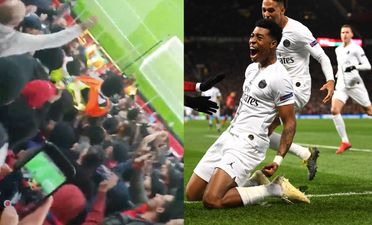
[1,0,183,225]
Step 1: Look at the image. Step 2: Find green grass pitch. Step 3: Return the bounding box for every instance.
[73,0,183,141]
[185,119,372,225]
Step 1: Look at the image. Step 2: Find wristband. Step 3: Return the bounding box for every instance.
[273,155,283,166]
[195,83,201,92]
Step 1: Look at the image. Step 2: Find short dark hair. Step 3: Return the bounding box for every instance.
[83,125,105,145]
[255,19,283,45]
[274,0,288,9]
[101,75,124,97]
[103,117,119,135]
[342,24,353,32]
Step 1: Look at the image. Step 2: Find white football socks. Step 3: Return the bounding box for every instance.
[269,132,311,161]
[332,114,349,143]
[236,183,282,206]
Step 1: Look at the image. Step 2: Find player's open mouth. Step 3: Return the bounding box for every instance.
[250,48,259,57]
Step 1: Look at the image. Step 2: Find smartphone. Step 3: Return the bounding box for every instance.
[0,142,75,217]
[96,164,112,180]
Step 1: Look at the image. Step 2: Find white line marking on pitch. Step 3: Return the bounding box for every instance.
[184,191,372,204]
[205,135,372,152]
[307,191,372,197]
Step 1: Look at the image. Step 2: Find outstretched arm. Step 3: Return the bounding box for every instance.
[306,42,335,103]
[184,95,218,115]
[1,17,96,57]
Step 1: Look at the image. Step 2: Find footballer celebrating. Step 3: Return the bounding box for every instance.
[331,25,372,154]
[262,0,335,180]
[186,19,309,209]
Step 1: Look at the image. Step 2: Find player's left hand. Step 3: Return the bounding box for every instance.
[320,80,334,103]
[261,162,279,177]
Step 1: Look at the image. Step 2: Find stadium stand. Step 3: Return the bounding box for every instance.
[1,0,183,224]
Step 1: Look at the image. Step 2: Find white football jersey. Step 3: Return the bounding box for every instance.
[201,87,222,105]
[228,61,294,143]
[335,42,371,88]
[277,17,328,86]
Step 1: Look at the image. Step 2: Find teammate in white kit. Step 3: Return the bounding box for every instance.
[331,25,372,154]
[262,0,335,180]
[201,86,222,132]
[186,19,309,209]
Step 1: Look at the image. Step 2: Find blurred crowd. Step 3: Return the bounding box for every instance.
[1,0,183,225]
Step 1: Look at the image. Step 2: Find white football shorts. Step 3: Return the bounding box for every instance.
[193,131,268,187]
[333,81,371,107]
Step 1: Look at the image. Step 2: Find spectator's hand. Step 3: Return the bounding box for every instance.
[261,163,279,177]
[25,5,37,14]
[39,13,48,22]
[320,80,334,103]
[0,206,18,225]
[139,131,167,152]
[18,197,53,225]
[0,163,12,180]
[344,65,356,72]
[134,153,152,166]
[199,73,226,91]
[185,95,218,115]
[99,173,119,193]
[80,16,97,30]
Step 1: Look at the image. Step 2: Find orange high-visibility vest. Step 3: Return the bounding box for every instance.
[75,76,110,117]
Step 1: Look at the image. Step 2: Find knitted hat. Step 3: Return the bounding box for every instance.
[0,57,28,106]
[21,80,57,109]
[50,184,86,224]
[22,14,42,30]
[48,122,75,150]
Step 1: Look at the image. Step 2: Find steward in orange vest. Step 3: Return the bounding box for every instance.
[67,75,124,117]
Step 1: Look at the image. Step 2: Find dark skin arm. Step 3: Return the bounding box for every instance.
[320,80,334,103]
[262,103,296,177]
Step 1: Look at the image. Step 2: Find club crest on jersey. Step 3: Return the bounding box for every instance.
[258,80,267,89]
[283,39,290,47]
[309,40,318,47]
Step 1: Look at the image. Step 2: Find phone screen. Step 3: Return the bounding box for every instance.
[96,164,111,180]
[0,151,66,215]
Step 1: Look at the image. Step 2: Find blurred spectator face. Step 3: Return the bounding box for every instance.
[148,194,174,210]
[340,26,353,44]
[21,14,42,34]
[230,92,236,98]
[24,26,41,34]
[261,0,285,25]
[153,131,169,151]
[52,17,67,28]
[0,0,26,28]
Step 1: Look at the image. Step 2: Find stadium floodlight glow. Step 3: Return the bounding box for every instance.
[317,38,362,47]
